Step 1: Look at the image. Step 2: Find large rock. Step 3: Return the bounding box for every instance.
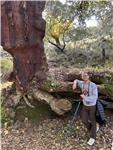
[1,1,48,92]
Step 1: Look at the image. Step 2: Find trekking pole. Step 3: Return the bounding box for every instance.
[61,101,81,140]
[70,101,81,126]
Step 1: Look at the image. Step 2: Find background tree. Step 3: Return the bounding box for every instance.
[44,0,113,67]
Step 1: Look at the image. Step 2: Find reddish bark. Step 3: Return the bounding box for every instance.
[1,1,48,92]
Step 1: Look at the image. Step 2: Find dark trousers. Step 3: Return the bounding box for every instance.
[81,105,96,139]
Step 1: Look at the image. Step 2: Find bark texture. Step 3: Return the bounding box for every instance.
[1,1,48,92]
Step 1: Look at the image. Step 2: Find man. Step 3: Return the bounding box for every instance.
[72,71,98,146]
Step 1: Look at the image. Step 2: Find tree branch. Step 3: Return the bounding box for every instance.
[48,40,66,53]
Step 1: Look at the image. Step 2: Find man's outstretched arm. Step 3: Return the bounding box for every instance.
[73,79,83,90]
[72,80,77,90]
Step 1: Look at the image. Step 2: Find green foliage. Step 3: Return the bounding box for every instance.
[46,36,113,69]
[45,13,73,46]
[50,19,72,38]
[1,58,13,82]
[0,94,11,125]
[44,0,113,52]
[1,58,13,70]
[1,104,11,125]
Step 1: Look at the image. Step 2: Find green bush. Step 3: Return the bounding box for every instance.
[1,58,13,82]
[1,58,13,71]
[1,106,10,124]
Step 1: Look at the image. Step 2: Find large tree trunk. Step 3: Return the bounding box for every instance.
[1,1,48,92]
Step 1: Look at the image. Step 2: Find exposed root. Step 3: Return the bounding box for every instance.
[23,95,35,108]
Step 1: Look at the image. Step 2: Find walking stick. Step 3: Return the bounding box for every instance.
[60,101,81,140]
[70,101,81,126]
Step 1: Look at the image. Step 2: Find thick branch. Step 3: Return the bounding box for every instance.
[48,40,66,52]
[39,80,113,100]
[32,89,72,115]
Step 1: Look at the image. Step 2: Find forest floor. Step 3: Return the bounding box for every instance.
[1,110,113,150]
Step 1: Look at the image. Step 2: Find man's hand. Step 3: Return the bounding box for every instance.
[80,94,85,99]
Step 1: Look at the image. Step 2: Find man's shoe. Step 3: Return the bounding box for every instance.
[96,123,99,132]
[87,138,95,146]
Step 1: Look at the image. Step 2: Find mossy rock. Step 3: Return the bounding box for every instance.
[41,79,60,92]
[99,84,113,98]
[104,84,113,97]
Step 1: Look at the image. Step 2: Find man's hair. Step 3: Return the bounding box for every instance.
[80,71,92,78]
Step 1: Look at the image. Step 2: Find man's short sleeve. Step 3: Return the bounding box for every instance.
[74,79,83,89]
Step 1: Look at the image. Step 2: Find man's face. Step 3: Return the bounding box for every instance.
[81,72,90,81]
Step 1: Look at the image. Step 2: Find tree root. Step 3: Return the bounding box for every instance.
[23,95,35,108]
